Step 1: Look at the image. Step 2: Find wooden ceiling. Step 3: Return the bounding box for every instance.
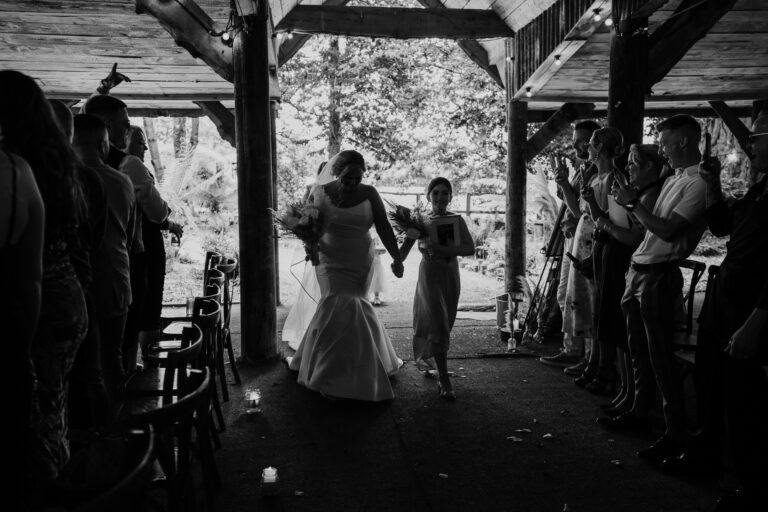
[0,0,764,115]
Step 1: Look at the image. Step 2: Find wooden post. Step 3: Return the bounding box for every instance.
[233,1,278,362]
[505,100,527,295]
[608,1,648,160]
[271,100,280,306]
[465,193,471,217]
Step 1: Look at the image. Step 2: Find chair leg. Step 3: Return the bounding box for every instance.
[208,376,226,433]
[224,330,241,385]
[216,332,229,403]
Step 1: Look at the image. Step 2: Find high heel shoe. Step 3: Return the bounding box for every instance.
[574,363,598,388]
[437,376,456,401]
[586,367,618,395]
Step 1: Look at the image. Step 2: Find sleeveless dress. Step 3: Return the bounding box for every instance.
[412,217,462,366]
[288,200,402,401]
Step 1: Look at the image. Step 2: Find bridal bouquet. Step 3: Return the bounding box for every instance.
[271,201,325,265]
[386,199,429,240]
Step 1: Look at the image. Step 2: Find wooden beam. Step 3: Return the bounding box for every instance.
[278,0,350,66]
[514,1,611,100]
[415,0,504,88]
[609,2,648,157]
[194,100,236,147]
[524,103,596,162]
[709,100,751,153]
[505,100,527,295]
[646,0,738,88]
[275,6,514,39]
[135,0,234,82]
[233,1,278,362]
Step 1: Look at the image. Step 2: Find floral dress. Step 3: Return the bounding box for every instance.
[561,174,601,338]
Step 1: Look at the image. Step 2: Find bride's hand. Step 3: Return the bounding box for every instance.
[391,260,404,278]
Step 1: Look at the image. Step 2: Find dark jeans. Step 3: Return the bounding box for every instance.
[99,311,129,404]
[622,265,684,441]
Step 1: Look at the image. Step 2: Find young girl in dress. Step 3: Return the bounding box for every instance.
[399,177,475,400]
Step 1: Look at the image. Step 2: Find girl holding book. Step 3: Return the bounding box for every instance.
[399,177,475,400]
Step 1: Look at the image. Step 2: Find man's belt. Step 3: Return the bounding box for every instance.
[631,260,680,273]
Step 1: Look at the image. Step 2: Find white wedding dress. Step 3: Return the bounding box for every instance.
[288,198,402,401]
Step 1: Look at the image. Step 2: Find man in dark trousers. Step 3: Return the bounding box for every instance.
[83,95,182,374]
[669,112,768,512]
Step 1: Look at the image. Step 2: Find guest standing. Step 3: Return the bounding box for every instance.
[0,70,88,486]
[400,177,475,400]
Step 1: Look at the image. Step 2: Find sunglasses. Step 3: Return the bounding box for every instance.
[747,132,768,144]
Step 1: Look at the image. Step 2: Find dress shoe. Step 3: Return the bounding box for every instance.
[596,411,652,431]
[563,359,587,376]
[661,450,721,476]
[637,436,684,465]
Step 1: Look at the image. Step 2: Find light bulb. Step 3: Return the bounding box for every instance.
[605,17,614,27]
[554,55,562,66]
[525,87,532,98]
[593,9,602,23]
[285,30,293,40]
[221,31,231,42]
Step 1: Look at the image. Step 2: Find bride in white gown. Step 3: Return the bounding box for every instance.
[287,150,405,401]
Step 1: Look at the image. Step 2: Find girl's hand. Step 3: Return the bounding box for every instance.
[581,184,595,202]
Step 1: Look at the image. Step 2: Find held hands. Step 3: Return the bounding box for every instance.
[391,259,404,278]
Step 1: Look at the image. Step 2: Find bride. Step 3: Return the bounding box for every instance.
[287,150,405,401]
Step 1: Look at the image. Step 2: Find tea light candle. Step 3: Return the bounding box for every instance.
[262,466,278,483]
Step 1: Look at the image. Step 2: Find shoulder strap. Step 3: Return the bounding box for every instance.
[4,151,18,246]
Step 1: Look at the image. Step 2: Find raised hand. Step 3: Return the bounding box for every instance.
[698,156,722,187]
[611,169,636,206]
[552,156,570,185]
[97,63,132,95]
[580,182,595,202]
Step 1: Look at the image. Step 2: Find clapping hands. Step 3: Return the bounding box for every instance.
[611,170,637,206]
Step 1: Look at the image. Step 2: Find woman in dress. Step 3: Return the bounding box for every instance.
[399,178,475,401]
[288,150,404,401]
[0,70,88,487]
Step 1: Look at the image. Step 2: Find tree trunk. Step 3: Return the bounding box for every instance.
[173,118,187,158]
[327,36,342,158]
[189,117,200,153]
[143,117,165,181]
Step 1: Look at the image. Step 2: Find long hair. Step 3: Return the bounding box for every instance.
[0,70,80,242]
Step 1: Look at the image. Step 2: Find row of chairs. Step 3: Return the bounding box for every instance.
[48,251,239,511]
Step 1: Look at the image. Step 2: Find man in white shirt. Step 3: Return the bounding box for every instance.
[601,115,709,467]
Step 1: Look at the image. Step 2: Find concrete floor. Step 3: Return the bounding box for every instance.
[197,300,719,512]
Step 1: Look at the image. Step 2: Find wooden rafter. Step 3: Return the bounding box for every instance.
[645,0,738,89]
[194,100,236,147]
[416,0,504,88]
[135,0,234,82]
[278,0,350,66]
[513,0,610,100]
[523,103,596,162]
[708,100,750,153]
[275,6,514,39]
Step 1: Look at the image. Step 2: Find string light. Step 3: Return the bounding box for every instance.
[605,17,614,27]
[554,55,562,66]
[592,8,602,23]
[285,30,293,40]
[221,31,232,43]
[525,87,532,97]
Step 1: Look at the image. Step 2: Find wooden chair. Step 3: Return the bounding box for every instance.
[50,427,156,512]
[119,368,219,512]
[202,251,223,295]
[216,256,241,387]
[152,298,226,433]
[122,325,204,400]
